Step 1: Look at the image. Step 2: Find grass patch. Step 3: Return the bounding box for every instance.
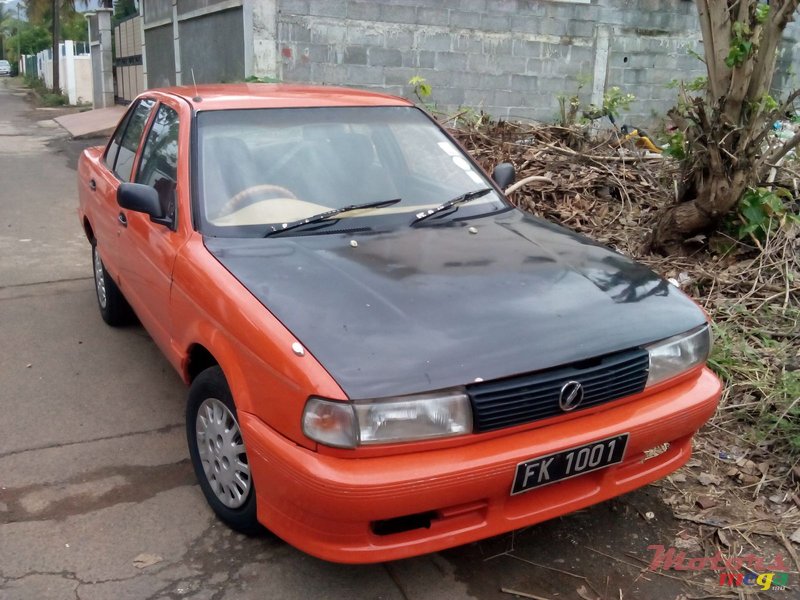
[244,75,281,84]
[23,74,69,107]
[24,73,46,92]
[40,92,68,106]
[709,306,800,456]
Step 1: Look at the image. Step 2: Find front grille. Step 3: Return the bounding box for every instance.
[468,348,650,432]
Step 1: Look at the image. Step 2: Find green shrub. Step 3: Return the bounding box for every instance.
[41,92,68,106]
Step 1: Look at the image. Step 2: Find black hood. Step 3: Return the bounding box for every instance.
[205,210,706,399]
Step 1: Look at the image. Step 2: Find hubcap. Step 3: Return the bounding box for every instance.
[93,248,107,309]
[195,397,251,508]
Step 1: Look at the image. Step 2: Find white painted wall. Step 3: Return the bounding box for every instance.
[74,58,94,105]
[34,41,94,105]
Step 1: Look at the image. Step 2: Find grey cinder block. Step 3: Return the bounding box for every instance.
[368,47,403,67]
[380,4,417,24]
[417,8,450,26]
[450,11,482,30]
[347,1,381,21]
[435,52,469,71]
[344,46,368,65]
[307,0,347,18]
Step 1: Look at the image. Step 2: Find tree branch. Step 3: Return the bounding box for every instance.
[777,87,800,117]
[747,0,800,99]
[765,129,800,166]
[740,88,800,156]
[724,1,759,125]
[775,0,800,24]
[697,0,732,103]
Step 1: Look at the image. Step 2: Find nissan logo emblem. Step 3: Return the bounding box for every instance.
[559,381,584,412]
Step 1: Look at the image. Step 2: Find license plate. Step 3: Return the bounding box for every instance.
[511,434,629,495]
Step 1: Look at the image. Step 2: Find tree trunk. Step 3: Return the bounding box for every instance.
[51,0,59,93]
[651,168,749,253]
[650,0,800,254]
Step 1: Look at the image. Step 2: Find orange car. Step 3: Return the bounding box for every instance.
[78,84,720,563]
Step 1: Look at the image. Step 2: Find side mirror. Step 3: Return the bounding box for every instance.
[492,162,516,189]
[117,182,168,224]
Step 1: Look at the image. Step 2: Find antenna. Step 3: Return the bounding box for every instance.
[191,68,200,102]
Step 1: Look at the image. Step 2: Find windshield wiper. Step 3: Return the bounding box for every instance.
[411,188,493,225]
[264,198,401,237]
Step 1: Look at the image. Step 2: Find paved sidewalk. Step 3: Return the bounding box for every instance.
[54,104,127,138]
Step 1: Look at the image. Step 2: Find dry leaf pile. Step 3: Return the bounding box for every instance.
[452,120,800,547]
[450,121,670,250]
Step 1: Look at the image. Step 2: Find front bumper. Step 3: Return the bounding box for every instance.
[240,367,720,563]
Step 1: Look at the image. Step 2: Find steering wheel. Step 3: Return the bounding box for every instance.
[217,184,298,217]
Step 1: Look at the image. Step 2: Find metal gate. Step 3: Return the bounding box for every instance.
[113,15,144,104]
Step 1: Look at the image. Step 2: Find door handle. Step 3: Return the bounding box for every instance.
[118,212,128,227]
[89,178,96,191]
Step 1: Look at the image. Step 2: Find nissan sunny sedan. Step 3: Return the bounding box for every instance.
[77,84,721,563]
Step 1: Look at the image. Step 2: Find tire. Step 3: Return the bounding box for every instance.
[186,366,260,535]
[92,243,131,326]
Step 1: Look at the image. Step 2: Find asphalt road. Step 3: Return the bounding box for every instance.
[0,79,693,600]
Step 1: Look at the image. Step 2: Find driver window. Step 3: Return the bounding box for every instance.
[136,104,179,223]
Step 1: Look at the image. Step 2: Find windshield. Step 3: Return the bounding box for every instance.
[195,106,506,236]
[0,61,10,67]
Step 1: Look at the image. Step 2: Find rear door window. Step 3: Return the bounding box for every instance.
[104,106,134,171]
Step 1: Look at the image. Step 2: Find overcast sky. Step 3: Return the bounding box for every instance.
[0,1,22,14]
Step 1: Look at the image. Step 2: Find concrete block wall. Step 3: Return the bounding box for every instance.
[270,0,713,125]
[605,33,706,124]
[776,19,800,96]
[136,1,800,125]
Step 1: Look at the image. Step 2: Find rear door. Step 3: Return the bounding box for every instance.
[87,98,156,280]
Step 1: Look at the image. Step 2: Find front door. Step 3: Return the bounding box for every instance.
[116,101,183,356]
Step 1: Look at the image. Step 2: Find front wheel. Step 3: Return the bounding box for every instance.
[92,244,131,326]
[186,366,260,534]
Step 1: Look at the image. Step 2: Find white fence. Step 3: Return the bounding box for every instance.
[21,41,93,106]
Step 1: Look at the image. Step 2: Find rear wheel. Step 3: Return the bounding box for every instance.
[187,366,260,534]
[92,244,131,326]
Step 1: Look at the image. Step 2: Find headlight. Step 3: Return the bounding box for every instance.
[646,325,711,387]
[302,391,472,448]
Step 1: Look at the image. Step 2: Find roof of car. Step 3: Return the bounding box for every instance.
[152,83,414,110]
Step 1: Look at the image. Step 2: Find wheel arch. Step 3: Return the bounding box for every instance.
[186,343,220,383]
[83,217,95,244]
[182,338,252,406]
